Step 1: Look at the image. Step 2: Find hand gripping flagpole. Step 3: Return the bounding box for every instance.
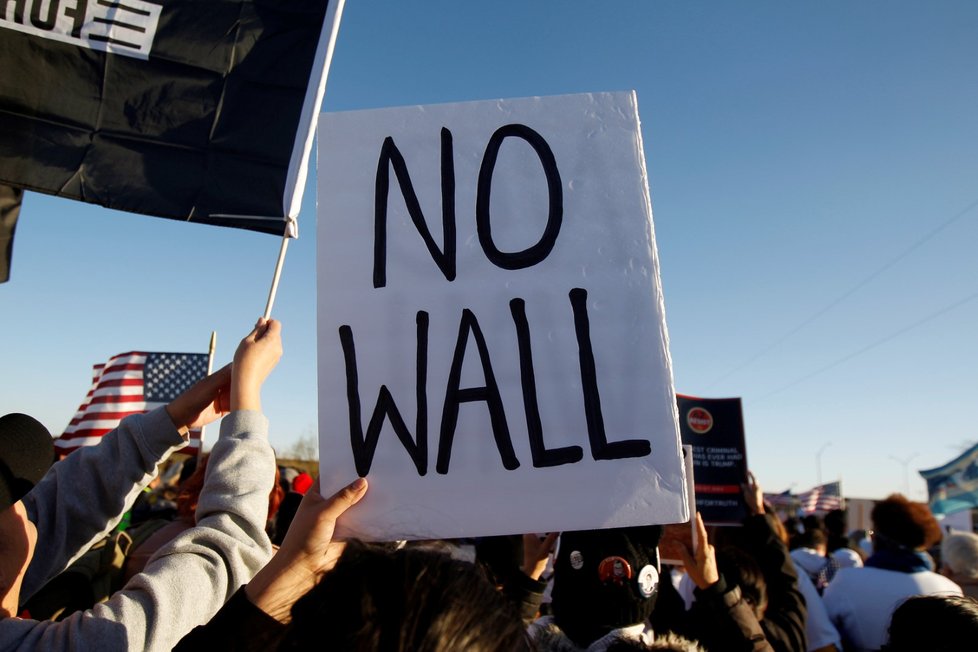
[198,331,218,459]
[263,217,298,320]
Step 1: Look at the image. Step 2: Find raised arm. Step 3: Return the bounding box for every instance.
[5,320,283,652]
[20,363,233,600]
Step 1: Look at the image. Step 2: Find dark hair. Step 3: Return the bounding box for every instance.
[474,534,523,588]
[871,494,942,551]
[823,509,846,536]
[715,546,767,618]
[796,528,827,550]
[884,595,978,651]
[280,541,528,652]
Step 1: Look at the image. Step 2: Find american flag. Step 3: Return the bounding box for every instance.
[764,489,799,510]
[797,481,844,514]
[57,352,210,454]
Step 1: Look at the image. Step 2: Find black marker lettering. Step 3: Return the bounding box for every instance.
[510,298,583,468]
[339,312,429,476]
[374,128,457,288]
[437,308,520,474]
[570,288,651,461]
[476,124,563,270]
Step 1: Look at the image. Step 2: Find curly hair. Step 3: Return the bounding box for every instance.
[871,494,942,551]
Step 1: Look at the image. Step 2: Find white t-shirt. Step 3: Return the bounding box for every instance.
[822,566,962,652]
[796,570,841,651]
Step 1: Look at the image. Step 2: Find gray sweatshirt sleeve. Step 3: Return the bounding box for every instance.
[2,410,275,652]
[21,408,187,599]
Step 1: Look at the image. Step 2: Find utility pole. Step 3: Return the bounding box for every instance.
[889,453,919,496]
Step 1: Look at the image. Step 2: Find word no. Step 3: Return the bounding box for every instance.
[373,124,563,287]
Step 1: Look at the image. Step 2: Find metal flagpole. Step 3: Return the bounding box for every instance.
[263,217,298,320]
[197,331,218,459]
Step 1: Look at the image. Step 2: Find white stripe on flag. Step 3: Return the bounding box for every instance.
[92,385,144,398]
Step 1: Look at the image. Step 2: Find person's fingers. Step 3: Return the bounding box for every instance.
[243,319,263,343]
[541,531,559,553]
[320,477,368,521]
[694,512,708,554]
[256,318,279,342]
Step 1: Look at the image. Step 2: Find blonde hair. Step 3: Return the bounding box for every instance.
[942,530,978,579]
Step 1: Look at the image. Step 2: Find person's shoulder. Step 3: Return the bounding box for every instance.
[910,571,964,594]
[831,547,863,568]
[827,565,866,583]
[790,547,828,572]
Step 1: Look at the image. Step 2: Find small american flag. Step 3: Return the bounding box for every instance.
[797,481,844,514]
[764,489,798,510]
[57,352,209,454]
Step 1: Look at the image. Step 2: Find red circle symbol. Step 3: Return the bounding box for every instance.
[687,407,713,434]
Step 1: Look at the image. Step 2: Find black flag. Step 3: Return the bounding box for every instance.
[0,183,23,283]
[0,0,344,236]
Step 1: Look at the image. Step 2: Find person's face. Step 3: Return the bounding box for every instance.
[0,501,37,618]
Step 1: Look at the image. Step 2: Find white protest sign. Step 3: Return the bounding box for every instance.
[317,91,687,540]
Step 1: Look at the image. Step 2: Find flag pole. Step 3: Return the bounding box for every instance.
[263,217,297,320]
[197,331,218,459]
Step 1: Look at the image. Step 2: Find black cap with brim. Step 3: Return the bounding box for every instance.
[0,413,55,511]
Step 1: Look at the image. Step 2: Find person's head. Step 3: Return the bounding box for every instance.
[0,413,55,511]
[715,545,768,619]
[280,541,527,652]
[0,412,53,616]
[802,514,822,533]
[796,528,828,555]
[941,530,978,580]
[474,534,523,588]
[769,514,791,546]
[824,509,847,537]
[550,525,663,647]
[883,595,978,651]
[871,494,942,552]
[177,453,283,525]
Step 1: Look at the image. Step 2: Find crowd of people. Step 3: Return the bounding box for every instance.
[2,318,977,651]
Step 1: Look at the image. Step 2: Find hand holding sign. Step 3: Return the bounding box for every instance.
[244,477,369,623]
[742,471,765,516]
[522,532,558,581]
[675,513,719,590]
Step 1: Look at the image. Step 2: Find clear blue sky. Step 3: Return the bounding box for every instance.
[2,1,977,501]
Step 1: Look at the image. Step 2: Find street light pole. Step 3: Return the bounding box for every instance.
[816,442,832,486]
[889,453,919,496]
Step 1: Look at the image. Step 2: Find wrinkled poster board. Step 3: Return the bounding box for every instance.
[317,92,687,540]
